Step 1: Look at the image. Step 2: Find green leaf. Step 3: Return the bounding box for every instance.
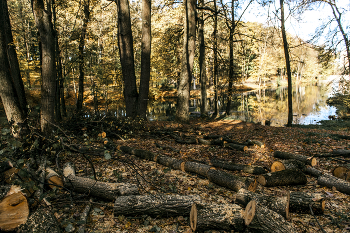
[104,150,111,160]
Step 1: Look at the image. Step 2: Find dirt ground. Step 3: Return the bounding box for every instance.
[47,119,350,233]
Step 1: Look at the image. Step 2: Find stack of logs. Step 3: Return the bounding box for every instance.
[1,142,350,232]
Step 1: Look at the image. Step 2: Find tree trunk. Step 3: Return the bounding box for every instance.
[187,0,196,91]
[274,151,317,166]
[190,203,245,231]
[213,0,219,117]
[31,0,57,133]
[137,0,151,118]
[77,0,90,112]
[270,159,306,172]
[116,0,138,118]
[114,194,200,216]
[226,0,235,115]
[280,0,293,126]
[318,174,350,195]
[0,3,26,137]
[198,0,208,116]
[258,169,307,187]
[2,0,28,117]
[176,0,190,121]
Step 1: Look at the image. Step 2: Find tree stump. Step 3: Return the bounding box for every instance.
[289,192,326,215]
[257,169,307,187]
[244,200,297,233]
[207,169,257,192]
[271,159,305,172]
[114,194,200,216]
[274,151,317,166]
[63,163,138,200]
[0,185,29,231]
[234,188,290,219]
[190,203,245,231]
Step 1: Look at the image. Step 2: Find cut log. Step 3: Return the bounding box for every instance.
[304,166,324,178]
[271,159,305,172]
[331,149,350,157]
[207,169,257,192]
[119,146,157,161]
[210,158,267,175]
[289,192,326,215]
[0,160,13,173]
[246,139,265,148]
[244,200,297,233]
[318,174,350,195]
[45,167,63,189]
[198,138,224,146]
[257,169,307,187]
[234,188,290,219]
[189,203,245,231]
[0,185,29,231]
[224,143,248,151]
[332,166,350,181]
[114,194,200,216]
[156,155,183,170]
[63,163,138,200]
[17,207,60,233]
[274,151,317,166]
[183,161,212,177]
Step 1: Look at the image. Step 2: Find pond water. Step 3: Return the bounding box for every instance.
[145,76,341,126]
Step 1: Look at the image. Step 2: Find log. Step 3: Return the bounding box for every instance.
[271,159,305,172]
[304,166,324,178]
[210,158,267,175]
[156,155,183,170]
[331,149,350,157]
[234,188,290,219]
[289,192,326,215]
[45,167,63,189]
[318,174,350,195]
[0,185,29,231]
[332,166,350,181]
[244,200,297,233]
[77,199,92,233]
[257,169,307,187]
[114,194,200,216]
[17,207,61,233]
[274,151,317,166]
[63,163,138,200]
[224,143,248,151]
[246,139,265,148]
[190,203,245,231]
[119,146,157,161]
[207,169,257,192]
[198,138,224,146]
[183,161,212,177]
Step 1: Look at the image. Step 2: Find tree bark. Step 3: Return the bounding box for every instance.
[318,174,350,195]
[183,161,212,177]
[187,0,196,90]
[271,159,306,172]
[31,0,57,133]
[274,151,317,166]
[234,188,290,219]
[190,203,245,231]
[244,200,297,233]
[137,0,151,118]
[114,194,200,216]
[289,192,326,215]
[226,0,235,115]
[115,0,138,117]
[210,158,267,175]
[280,0,293,127]
[76,0,90,112]
[0,3,26,137]
[63,162,138,200]
[257,169,307,187]
[213,0,219,117]
[198,0,208,116]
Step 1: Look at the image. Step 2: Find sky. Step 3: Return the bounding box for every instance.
[239,0,350,48]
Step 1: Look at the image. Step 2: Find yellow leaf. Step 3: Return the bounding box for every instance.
[102,132,107,138]
[125,221,131,228]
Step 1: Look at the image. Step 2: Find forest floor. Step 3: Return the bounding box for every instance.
[29,117,349,233]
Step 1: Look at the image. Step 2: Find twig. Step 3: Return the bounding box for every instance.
[77,198,92,233]
[309,204,327,233]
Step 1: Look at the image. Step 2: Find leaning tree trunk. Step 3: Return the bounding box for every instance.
[198,0,208,116]
[31,0,57,133]
[137,0,151,118]
[115,0,138,118]
[77,0,90,112]
[2,0,27,117]
[0,3,26,138]
[280,0,293,127]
